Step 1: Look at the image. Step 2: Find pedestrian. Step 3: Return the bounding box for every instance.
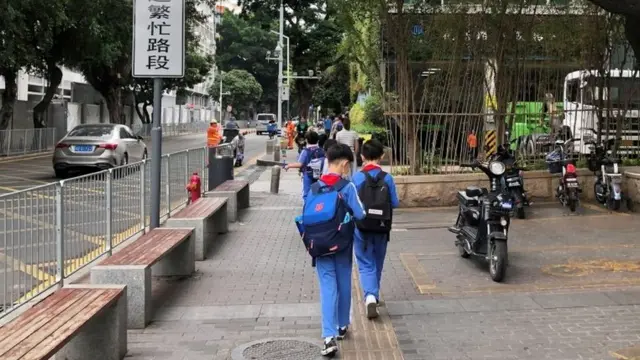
[286,118,296,149]
[206,120,221,148]
[299,143,366,357]
[323,115,333,135]
[352,139,399,319]
[284,131,325,199]
[335,117,359,177]
[467,130,478,160]
[330,116,343,140]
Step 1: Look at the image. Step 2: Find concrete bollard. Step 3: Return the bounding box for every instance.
[266,139,275,155]
[270,165,281,194]
[273,144,281,162]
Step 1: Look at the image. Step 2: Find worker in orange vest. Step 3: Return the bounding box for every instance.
[207,120,222,147]
[467,130,478,160]
[286,118,296,149]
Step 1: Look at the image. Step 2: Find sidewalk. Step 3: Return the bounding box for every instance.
[126,155,402,360]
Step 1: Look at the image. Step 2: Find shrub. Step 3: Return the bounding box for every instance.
[363,94,384,126]
[350,102,365,125]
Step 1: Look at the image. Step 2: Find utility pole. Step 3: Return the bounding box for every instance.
[277,0,284,128]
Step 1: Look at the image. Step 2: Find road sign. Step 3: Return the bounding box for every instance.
[281,86,289,101]
[133,0,185,78]
[226,105,232,112]
[412,24,424,36]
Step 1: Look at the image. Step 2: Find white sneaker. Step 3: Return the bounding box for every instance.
[365,295,378,319]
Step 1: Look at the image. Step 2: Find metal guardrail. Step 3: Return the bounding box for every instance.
[0,144,232,319]
[0,128,57,157]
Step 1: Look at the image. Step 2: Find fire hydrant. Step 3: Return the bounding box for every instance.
[186,172,201,204]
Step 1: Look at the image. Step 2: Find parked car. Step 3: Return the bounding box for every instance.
[53,124,147,178]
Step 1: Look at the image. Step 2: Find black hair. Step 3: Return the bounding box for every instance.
[305,130,319,144]
[361,139,385,160]
[323,138,337,151]
[326,143,354,163]
[342,117,351,131]
[318,133,328,148]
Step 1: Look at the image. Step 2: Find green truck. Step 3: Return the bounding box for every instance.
[507,101,563,156]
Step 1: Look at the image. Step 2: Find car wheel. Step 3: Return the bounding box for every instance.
[142,150,148,160]
[121,153,128,166]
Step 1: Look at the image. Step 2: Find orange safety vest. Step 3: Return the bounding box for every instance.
[467,134,477,148]
[286,122,295,136]
[207,126,221,147]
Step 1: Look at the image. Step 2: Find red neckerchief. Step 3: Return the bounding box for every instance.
[319,173,341,186]
[361,163,381,172]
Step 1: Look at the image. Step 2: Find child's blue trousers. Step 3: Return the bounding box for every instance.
[315,246,353,338]
[354,229,389,300]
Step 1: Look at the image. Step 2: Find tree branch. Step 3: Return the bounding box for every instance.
[587,0,640,17]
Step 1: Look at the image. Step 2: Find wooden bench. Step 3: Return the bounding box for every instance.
[165,198,228,260]
[207,179,250,222]
[91,228,195,329]
[0,284,127,360]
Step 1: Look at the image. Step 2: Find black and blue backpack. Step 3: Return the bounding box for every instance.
[302,147,325,182]
[300,179,354,266]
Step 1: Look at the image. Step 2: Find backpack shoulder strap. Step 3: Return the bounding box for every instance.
[375,170,387,182]
[333,178,350,192]
[310,182,323,194]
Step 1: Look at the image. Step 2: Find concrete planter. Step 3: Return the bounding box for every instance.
[395,168,640,208]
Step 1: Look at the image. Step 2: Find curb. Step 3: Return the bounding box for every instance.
[256,157,284,167]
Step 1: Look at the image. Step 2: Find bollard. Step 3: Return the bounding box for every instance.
[270,165,281,194]
[273,143,281,162]
[266,139,275,155]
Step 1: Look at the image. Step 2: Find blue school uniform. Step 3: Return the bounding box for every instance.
[351,165,400,301]
[297,145,321,199]
[306,173,366,338]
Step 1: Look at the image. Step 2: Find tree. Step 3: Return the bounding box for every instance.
[586,0,640,65]
[208,69,263,117]
[238,0,344,117]
[215,11,277,109]
[0,0,65,130]
[311,60,350,115]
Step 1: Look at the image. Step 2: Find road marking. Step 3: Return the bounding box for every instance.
[0,153,52,164]
[0,174,50,184]
[399,253,436,291]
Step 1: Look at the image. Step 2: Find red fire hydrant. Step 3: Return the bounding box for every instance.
[186,172,201,204]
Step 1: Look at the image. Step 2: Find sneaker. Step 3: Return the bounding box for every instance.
[337,326,348,340]
[321,337,338,356]
[365,294,379,319]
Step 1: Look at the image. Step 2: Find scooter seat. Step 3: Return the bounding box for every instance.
[465,186,484,198]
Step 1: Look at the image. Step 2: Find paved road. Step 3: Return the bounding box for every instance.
[0,133,267,313]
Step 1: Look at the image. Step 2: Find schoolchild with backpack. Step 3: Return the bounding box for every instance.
[284,131,325,199]
[352,139,400,319]
[297,143,366,357]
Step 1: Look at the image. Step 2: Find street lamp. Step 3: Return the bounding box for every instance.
[265,1,284,128]
[270,30,290,119]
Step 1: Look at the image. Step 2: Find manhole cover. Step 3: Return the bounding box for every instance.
[232,338,322,360]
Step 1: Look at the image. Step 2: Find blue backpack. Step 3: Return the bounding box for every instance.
[303,147,325,182]
[301,179,354,266]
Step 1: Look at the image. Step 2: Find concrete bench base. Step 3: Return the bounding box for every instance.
[165,199,228,261]
[91,228,195,329]
[207,180,250,222]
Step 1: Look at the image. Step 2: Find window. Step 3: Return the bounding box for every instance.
[566,79,579,102]
[119,128,134,139]
[68,125,114,138]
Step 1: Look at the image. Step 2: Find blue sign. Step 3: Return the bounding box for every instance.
[412,24,424,36]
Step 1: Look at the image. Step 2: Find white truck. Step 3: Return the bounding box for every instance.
[563,69,640,155]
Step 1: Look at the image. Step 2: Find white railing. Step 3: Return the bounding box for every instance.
[0,128,57,157]
[0,144,229,319]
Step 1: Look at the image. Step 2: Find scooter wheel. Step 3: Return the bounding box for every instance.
[457,242,470,258]
[568,198,577,212]
[516,207,525,219]
[489,240,508,282]
[608,198,621,211]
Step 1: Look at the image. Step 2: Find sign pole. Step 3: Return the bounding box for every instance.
[149,78,163,229]
[133,0,185,230]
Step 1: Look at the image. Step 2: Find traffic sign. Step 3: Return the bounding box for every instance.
[412,24,424,36]
[133,0,185,78]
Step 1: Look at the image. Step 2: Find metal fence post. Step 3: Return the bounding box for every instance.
[185,149,190,182]
[23,130,28,155]
[165,154,171,217]
[201,147,207,194]
[106,169,113,255]
[55,181,65,287]
[140,160,146,233]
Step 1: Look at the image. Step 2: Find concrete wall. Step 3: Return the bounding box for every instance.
[395,169,640,208]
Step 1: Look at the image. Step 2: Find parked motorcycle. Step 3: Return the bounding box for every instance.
[587,140,623,210]
[448,160,513,282]
[545,138,581,212]
[490,143,530,219]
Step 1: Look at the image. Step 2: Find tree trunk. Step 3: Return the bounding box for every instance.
[0,69,18,131]
[33,64,63,129]
[103,88,124,124]
[624,17,640,68]
[296,81,312,119]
